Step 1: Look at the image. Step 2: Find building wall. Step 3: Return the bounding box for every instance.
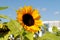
[43,21,60,32]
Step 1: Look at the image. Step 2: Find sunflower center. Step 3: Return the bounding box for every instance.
[0,25,10,36]
[22,14,34,26]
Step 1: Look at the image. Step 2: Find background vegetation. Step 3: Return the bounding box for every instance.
[0,7,60,40]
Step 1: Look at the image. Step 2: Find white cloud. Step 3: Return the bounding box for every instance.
[54,11,60,15]
[41,8,47,11]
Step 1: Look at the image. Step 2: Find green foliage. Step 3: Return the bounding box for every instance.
[34,36,41,40]
[0,14,34,40]
[0,14,11,39]
[0,6,8,10]
[0,14,10,20]
[7,20,20,37]
[56,31,60,36]
[0,15,60,40]
[41,32,57,40]
[0,32,10,40]
[37,32,60,40]
[0,15,21,40]
[25,32,34,40]
[52,26,58,32]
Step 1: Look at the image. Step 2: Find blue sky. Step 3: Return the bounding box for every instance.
[0,0,60,21]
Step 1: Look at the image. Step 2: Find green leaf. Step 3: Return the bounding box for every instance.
[0,32,11,40]
[52,26,58,32]
[41,32,59,40]
[0,15,11,40]
[0,14,24,40]
[0,14,10,20]
[25,32,34,40]
[0,6,8,10]
[7,20,23,37]
[56,31,60,36]
[0,15,10,40]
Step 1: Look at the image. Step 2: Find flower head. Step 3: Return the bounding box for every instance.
[16,6,43,33]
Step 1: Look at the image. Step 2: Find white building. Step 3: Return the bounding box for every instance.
[43,21,60,32]
[38,21,60,37]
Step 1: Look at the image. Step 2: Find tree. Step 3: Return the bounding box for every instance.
[52,26,58,33]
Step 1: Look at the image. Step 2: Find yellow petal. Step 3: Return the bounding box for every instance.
[23,6,33,14]
[35,20,43,26]
[32,9,41,20]
[16,9,21,14]
[17,13,23,21]
[0,24,3,28]
[30,25,39,30]
[20,7,26,14]
[24,25,39,33]
[30,25,39,32]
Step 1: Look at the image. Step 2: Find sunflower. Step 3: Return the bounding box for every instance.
[16,6,43,33]
[0,22,10,37]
